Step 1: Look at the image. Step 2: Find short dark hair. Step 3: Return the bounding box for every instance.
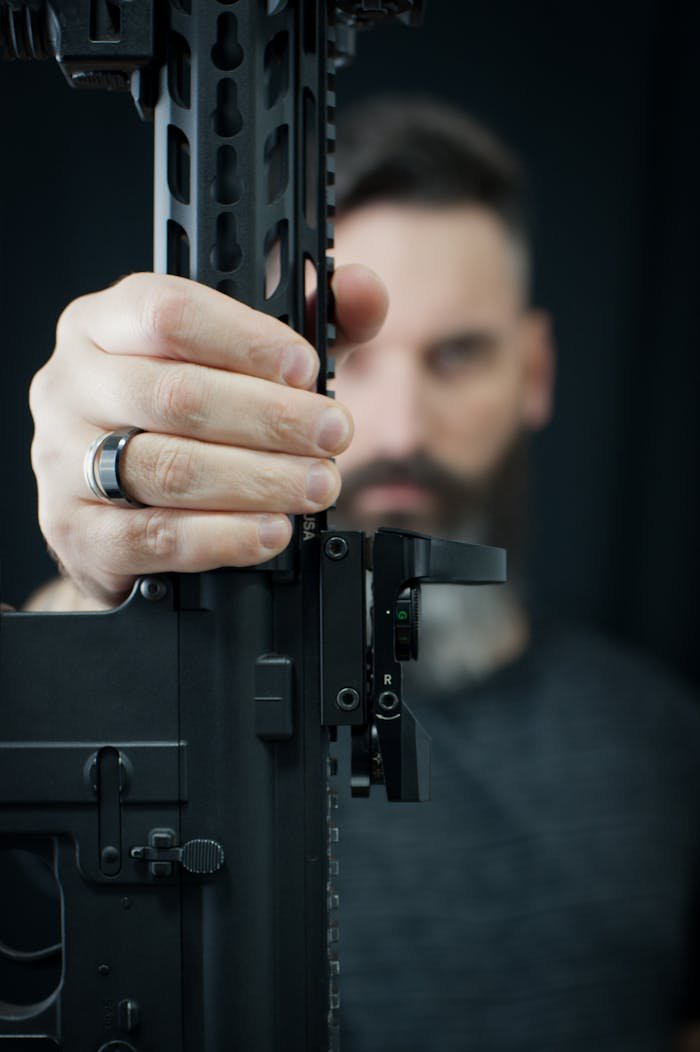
[335,95,530,280]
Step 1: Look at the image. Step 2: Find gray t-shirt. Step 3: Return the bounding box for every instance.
[336,626,700,1051]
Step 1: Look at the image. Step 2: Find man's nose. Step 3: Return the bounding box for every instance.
[364,352,426,459]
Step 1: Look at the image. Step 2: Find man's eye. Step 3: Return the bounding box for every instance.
[427,338,495,375]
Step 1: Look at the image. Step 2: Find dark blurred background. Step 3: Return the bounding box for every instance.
[1,0,698,684]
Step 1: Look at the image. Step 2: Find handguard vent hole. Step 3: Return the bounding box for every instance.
[167,220,190,279]
[303,0,317,53]
[264,124,289,204]
[213,78,243,138]
[167,124,191,205]
[214,144,241,205]
[303,89,318,229]
[217,279,239,298]
[213,213,243,274]
[264,220,288,301]
[167,31,191,110]
[212,12,243,72]
[264,30,289,109]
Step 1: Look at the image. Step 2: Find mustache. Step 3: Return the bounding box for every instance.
[334,436,530,571]
[339,454,483,507]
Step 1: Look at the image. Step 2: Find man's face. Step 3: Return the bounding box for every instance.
[332,203,553,538]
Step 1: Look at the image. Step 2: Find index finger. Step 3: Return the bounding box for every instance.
[58,272,320,389]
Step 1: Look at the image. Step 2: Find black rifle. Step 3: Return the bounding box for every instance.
[0,2,506,1048]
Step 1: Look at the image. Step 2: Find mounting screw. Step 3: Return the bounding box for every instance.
[336,687,360,711]
[377,690,400,714]
[324,536,349,561]
[97,963,111,976]
[140,577,167,602]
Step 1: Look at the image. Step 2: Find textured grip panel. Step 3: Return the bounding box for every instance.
[181,838,225,875]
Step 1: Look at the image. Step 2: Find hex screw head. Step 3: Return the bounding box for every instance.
[324,536,349,561]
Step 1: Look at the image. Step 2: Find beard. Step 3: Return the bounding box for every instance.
[331,434,530,567]
[330,435,532,694]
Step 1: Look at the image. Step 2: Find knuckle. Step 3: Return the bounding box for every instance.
[54,307,71,346]
[114,271,150,291]
[153,441,197,500]
[36,503,55,546]
[139,278,191,352]
[30,348,75,422]
[37,503,71,562]
[140,508,180,562]
[245,338,291,379]
[28,363,51,415]
[30,428,58,479]
[152,366,205,432]
[29,391,64,486]
[55,287,100,344]
[285,462,314,506]
[265,391,302,445]
[54,297,81,344]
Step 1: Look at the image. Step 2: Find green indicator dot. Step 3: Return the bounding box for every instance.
[396,609,409,622]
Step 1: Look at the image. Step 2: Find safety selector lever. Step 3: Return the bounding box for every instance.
[130,829,225,878]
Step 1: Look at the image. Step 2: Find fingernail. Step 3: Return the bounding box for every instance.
[305,461,336,505]
[259,515,290,550]
[317,408,351,453]
[282,344,316,387]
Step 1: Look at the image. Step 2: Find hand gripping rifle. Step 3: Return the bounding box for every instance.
[0,2,506,1048]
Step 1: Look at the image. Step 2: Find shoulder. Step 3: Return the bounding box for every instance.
[524,620,700,770]
[532,621,697,707]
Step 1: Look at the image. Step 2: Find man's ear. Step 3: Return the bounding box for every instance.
[519,308,555,431]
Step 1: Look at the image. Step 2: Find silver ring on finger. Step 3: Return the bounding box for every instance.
[83,427,145,508]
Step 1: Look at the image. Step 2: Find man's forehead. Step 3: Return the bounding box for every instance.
[333,202,523,337]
